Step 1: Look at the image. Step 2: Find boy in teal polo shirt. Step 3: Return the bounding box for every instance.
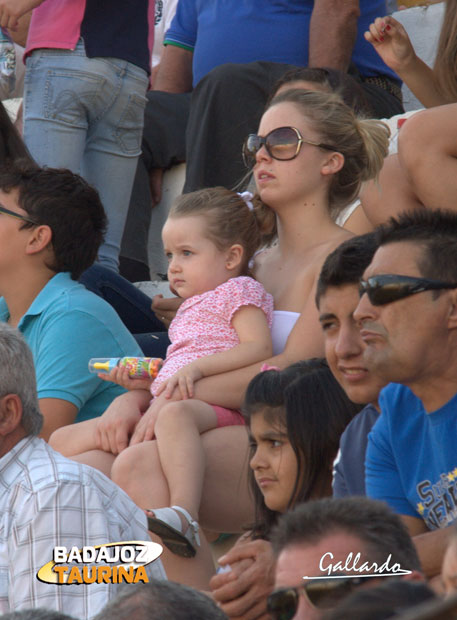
[0,163,142,439]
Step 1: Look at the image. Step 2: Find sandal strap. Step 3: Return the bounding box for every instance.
[171,505,200,547]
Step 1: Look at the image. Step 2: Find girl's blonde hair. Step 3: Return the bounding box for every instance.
[254,89,390,243]
[433,0,457,103]
[169,187,265,274]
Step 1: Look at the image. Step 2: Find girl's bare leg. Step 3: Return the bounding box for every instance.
[154,400,219,519]
[111,426,253,588]
[49,418,99,456]
[70,450,116,477]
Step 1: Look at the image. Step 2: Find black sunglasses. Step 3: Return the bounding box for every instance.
[359,274,457,306]
[0,204,37,225]
[267,576,368,619]
[242,126,335,168]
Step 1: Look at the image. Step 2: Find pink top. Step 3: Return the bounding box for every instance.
[151,277,274,396]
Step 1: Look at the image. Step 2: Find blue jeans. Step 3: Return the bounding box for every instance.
[23,40,148,271]
[80,264,170,358]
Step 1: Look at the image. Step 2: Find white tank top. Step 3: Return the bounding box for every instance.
[271,310,300,355]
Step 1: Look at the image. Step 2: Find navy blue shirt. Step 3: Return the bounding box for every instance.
[333,404,380,498]
[81,0,152,74]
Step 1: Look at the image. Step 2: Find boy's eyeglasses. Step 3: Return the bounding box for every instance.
[359,274,457,306]
[267,576,368,619]
[242,126,335,168]
[0,204,37,225]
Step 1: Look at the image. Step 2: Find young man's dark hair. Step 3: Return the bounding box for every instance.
[375,208,457,283]
[0,161,106,279]
[315,232,378,307]
[271,497,421,573]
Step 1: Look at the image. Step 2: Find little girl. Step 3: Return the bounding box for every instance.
[50,186,273,558]
[210,360,361,617]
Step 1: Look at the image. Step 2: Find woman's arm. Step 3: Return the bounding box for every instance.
[157,306,272,399]
[365,16,449,108]
[191,289,325,408]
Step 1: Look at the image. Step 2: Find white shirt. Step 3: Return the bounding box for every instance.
[0,436,166,618]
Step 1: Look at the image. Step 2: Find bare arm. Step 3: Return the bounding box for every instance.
[153,44,193,93]
[38,398,78,442]
[364,16,449,108]
[402,515,453,578]
[191,287,325,409]
[0,0,42,30]
[308,0,360,71]
[157,306,272,400]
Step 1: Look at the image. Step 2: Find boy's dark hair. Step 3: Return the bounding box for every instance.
[270,66,372,116]
[376,208,457,283]
[0,162,106,279]
[315,232,378,307]
[271,497,421,572]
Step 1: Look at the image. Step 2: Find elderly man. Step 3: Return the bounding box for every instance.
[354,208,457,577]
[269,497,422,620]
[0,323,165,617]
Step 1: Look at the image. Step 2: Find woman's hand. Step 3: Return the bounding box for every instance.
[154,362,204,400]
[210,539,276,619]
[151,294,183,328]
[364,16,416,74]
[98,365,153,391]
[95,390,150,455]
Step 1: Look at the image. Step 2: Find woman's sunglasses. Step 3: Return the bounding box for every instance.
[359,274,457,306]
[267,576,368,619]
[242,126,335,168]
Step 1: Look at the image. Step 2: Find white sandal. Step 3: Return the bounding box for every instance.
[146,505,200,558]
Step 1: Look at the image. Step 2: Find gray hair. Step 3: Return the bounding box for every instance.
[94,580,228,620]
[0,324,43,435]
[0,611,77,620]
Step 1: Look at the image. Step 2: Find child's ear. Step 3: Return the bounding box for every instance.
[25,224,53,255]
[226,244,244,271]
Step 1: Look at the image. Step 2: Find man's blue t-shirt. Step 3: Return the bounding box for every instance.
[165,0,398,87]
[0,273,143,423]
[333,403,380,498]
[366,383,457,530]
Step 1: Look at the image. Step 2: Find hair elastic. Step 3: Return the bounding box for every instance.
[238,191,254,211]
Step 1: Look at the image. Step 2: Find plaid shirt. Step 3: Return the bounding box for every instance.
[0,436,165,617]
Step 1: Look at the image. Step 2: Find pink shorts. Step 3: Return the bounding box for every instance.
[211,405,245,428]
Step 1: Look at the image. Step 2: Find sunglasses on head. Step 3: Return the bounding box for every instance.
[267,576,368,620]
[359,274,457,306]
[0,204,36,225]
[242,126,335,168]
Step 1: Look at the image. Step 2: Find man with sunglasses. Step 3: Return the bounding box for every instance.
[269,497,422,620]
[354,208,457,579]
[0,162,142,440]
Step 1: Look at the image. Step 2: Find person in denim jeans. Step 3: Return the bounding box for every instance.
[13,0,154,272]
